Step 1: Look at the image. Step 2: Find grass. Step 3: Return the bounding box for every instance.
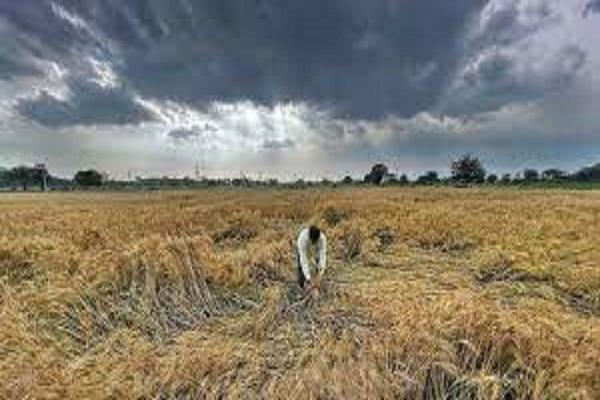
[0,188,599,399]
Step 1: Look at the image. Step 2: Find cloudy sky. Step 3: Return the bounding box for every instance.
[1,0,599,179]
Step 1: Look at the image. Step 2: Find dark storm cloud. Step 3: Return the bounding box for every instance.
[2,0,488,122]
[0,56,39,80]
[0,18,41,79]
[584,0,600,16]
[2,0,599,180]
[0,2,106,60]
[122,0,488,119]
[16,78,155,127]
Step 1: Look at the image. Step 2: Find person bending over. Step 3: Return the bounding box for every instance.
[295,225,327,296]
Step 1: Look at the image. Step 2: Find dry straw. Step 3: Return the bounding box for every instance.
[0,188,598,399]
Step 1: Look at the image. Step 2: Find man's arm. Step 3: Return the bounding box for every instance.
[297,231,312,282]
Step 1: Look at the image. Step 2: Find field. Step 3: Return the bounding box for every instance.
[1,188,599,399]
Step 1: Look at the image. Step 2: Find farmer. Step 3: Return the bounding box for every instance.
[295,225,327,296]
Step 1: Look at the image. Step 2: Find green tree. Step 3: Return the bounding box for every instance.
[417,171,440,185]
[74,169,104,187]
[9,166,34,191]
[31,163,49,191]
[523,169,539,182]
[487,174,498,184]
[0,167,8,187]
[542,169,567,181]
[364,163,389,185]
[574,163,600,182]
[451,154,486,184]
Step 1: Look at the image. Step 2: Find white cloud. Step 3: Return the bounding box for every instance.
[439,0,591,115]
[51,2,89,32]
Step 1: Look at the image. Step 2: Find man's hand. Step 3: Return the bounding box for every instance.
[305,276,321,300]
[312,275,322,291]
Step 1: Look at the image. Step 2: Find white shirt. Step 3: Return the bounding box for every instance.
[296,228,327,281]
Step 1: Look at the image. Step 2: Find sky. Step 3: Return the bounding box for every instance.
[1,0,599,180]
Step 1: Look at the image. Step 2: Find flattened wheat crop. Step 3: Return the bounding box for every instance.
[1,188,599,399]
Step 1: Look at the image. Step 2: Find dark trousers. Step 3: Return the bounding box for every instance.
[295,248,307,289]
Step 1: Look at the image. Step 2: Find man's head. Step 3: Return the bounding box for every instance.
[309,225,321,244]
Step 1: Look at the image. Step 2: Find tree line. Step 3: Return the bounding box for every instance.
[1,155,600,191]
[0,165,103,191]
[362,154,600,186]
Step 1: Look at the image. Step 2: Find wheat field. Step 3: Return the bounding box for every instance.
[0,188,599,399]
